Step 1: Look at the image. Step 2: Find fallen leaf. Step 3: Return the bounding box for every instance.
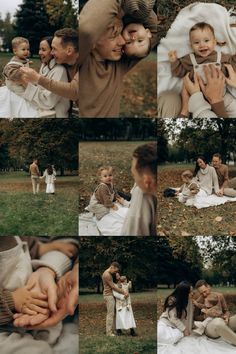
[215,216,223,222]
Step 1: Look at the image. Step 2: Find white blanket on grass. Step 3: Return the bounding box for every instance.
[158,2,236,96]
[79,203,129,236]
[158,335,236,354]
[178,189,236,209]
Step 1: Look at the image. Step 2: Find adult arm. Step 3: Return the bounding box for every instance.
[79,0,121,65]
[212,167,220,194]
[219,293,230,319]
[23,66,69,110]
[102,273,125,295]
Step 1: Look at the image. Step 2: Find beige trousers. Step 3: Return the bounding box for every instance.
[205,315,236,346]
[158,90,181,118]
[31,176,40,194]
[104,295,115,335]
[224,177,236,197]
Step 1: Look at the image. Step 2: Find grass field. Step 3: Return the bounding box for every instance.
[120,52,157,118]
[0,171,78,236]
[79,290,157,354]
[157,164,236,236]
[79,141,144,213]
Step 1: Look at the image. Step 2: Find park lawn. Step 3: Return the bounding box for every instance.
[79,141,144,213]
[120,54,157,118]
[157,165,236,236]
[79,290,157,354]
[0,174,78,236]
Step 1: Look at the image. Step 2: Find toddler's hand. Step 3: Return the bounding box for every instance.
[201,308,207,314]
[168,50,177,63]
[112,204,118,211]
[12,283,48,315]
[116,196,125,205]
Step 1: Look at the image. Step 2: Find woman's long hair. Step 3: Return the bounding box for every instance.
[193,155,208,176]
[47,164,53,175]
[163,281,191,319]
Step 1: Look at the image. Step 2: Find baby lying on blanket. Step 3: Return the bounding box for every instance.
[193,293,225,335]
[176,170,199,204]
[168,22,236,117]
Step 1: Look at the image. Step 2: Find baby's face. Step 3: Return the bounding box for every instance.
[100,169,113,185]
[190,28,216,57]
[14,42,30,60]
[122,23,151,58]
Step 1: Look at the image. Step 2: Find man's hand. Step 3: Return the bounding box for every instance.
[183,72,200,95]
[198,65,225,104]
[57,263,78,315]
[224,63,236,88]
[20,67,41,83]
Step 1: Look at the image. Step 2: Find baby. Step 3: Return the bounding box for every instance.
[193,293,224,335]
[3,36,31,97]
[122,23,152,58]
[114,275,132,311]
[120,0,155,58]
[177,170,199,204]
[87,166,118,220]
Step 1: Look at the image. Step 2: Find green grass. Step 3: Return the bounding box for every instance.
[158,164,236,236]
[0,172,78,236]
[79,290,156,354]
[79,141,144,213]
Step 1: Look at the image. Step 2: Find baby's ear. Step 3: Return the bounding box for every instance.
[146,28,152,38]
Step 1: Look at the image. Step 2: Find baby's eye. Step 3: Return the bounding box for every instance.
[194,42,199,44]
[205,40,209,42]
[138,39,144,43]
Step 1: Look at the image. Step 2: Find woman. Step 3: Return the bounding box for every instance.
[0,37,70,118]
[193,155,220,196]
[40,164,56,194]
[157,281,193,345]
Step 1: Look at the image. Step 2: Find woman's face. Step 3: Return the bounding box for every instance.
[197,158,207,169]
[39,40,53,63]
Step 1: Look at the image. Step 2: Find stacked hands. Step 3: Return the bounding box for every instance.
[12,243,78,329]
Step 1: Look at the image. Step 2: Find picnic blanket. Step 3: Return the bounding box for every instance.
[158,334,236,354]
[158,2,236,96]
[79,203,129,236]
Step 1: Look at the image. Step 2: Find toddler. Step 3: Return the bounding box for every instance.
[3,37,31,97]
[168,22,236,116]
[193,293,224,335]
[120,0,155,58]
[177,170,199,204]
[87,166,118,220]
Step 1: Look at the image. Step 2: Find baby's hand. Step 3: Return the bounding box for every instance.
[168,50,177,63]
[201,308,207,314]
[11,284,49,315]
[112,204,118,211]
[116,196,125,205]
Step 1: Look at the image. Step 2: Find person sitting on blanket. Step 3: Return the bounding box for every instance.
[193,155,220,196]
[112,273,137,336]
[212,153,236,197]
[194,280,236,346]
[157,281,193,345]
[176,170,200,204]
[168,22,236,118]
[193,293,225,335]
[87,166,119,220]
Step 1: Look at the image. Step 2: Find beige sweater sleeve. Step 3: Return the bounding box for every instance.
[38,72,79,102]
[95,184,113,208]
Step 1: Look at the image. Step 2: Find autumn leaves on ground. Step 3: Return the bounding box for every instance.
[0,171,78,236]
[158,164,236,236]
[79,291,156,354]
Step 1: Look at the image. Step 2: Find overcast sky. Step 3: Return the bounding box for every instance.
[0,0,22,18]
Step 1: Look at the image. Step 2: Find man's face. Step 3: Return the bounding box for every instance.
[197,284,211,298]
[110,266,119,274]
[212,156,221,169]
[51,36,70,64]
[93,19,125,61]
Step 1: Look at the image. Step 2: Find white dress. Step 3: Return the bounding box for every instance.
[113,283,136,330]
[41,169,56,194]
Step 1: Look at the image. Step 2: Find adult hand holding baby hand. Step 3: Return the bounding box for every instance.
[20,67,40,83]
[12,283,48,315]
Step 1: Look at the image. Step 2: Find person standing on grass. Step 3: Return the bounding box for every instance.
[29,159,40,195]
[102,262,128,337]
[40,164,56,194]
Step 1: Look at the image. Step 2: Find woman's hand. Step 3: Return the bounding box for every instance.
[224,63,236,88]
[20,67,41,83]
[183,72,200,95]
[198,65,225,104]
[183,328,190,336]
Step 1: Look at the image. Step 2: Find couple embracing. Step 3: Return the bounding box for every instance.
[158,280,236,347]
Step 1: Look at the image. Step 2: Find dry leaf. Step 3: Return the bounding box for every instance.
[215,216,223,222]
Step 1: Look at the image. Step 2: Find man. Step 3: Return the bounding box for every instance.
[194,280,236,346]
[212,153,236,197]
[79,0,157,117]
[120,142,157,236]
[29,159,40,194]
[102,262,128,337]
[21,28,79,107]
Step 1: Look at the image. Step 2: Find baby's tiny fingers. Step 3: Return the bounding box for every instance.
[28,304,50,315]
[31,298,49,308]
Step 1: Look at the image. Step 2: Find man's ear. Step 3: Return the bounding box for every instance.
[67,46,74,56]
